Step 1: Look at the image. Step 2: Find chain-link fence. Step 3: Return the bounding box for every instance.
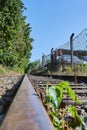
[40,29,87,70]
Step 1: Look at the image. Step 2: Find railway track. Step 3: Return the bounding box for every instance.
[33,73,87,83]
[29,75,87,105]
[0,74,87,130]
[29,74,87,128]
[0,74,54,130]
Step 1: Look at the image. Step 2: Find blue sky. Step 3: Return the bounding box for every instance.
[22,0,87,62]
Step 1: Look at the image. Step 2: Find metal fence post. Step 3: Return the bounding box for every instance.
[70,33,75,68]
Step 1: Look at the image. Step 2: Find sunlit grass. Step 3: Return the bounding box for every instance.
[0,64,21,75]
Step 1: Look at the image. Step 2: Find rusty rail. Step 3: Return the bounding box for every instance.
[0,75,54,130]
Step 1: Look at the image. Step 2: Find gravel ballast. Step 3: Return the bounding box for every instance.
[0,74,23,125]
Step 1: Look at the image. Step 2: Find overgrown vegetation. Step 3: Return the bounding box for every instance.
[0,64,20,75]
[0,0,33,73]
[64,64,87,75]
[27,60,40,73]
[0,65,4,74]
[45,81,86,130]
[32,63,87,76]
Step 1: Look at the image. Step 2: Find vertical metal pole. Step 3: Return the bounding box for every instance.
[39,59,41,69]
[70,33,74,68]
[42,53,45,69]
[51,48,54,71]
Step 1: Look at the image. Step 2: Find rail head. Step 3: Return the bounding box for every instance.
[0,74,54,130]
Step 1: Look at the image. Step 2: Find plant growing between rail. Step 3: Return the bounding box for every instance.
[45,81,85,130]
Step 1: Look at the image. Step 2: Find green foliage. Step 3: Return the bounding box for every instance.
[46,81,81,108]
[68,105,84,128]
[28,60,40,73]
[63,64,87,75]
[0,64,16,74]
[45,81,83,129]
[77,64,87,75]
[13,57,29,73]
[0,0,33,72]
[0,68,4,74]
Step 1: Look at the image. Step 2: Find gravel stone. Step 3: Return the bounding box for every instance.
[0,74,23,125]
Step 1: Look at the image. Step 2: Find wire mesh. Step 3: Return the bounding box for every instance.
[59,28,87,50]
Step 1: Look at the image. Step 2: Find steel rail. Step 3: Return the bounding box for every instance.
[33,83,87,88]
[0,75,54,130]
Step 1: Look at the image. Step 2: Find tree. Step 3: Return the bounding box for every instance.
[27,60,40,73]
[0,0,33,72]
